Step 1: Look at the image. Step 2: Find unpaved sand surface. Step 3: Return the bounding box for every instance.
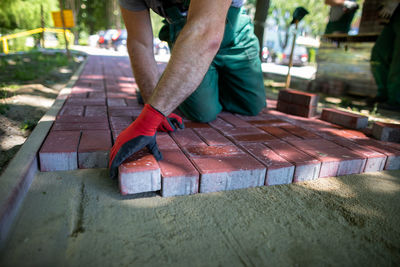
[1,169,399,266]
[0,84,59,174]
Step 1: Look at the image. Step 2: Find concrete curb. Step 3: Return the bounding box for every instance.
[0,58,87,249]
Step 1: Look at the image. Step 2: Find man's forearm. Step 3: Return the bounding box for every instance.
[127,40,160,103]
[148,1,229,116]
[149,23,224,115]
[325,0,345,6]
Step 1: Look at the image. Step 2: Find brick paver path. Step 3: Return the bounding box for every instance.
[39,55,400,197]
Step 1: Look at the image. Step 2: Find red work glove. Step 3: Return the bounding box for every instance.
[109,104,164,178]
[157,113,185,132]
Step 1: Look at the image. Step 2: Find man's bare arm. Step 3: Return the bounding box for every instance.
[121,7,159,103]
[325,0,345,6]
[149,0,232,115]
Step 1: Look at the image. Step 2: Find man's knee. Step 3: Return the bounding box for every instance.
[241,97,266,116]
[179,102,221,123]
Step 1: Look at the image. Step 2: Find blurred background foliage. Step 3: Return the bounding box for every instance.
[0,0,363,47]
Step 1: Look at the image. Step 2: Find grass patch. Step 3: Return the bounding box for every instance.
[20,119,37,131]
[0,103,10,115]
[0,50,80,85]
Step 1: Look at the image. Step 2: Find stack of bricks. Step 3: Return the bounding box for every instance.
[372,122,400,143]
[321,108,368,129]
[358,0,385,34]
[38,54,400,198]
[277,89,319,118]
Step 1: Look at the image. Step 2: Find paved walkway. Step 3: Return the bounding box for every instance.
[37,55,400,197]
[1,54,400,266]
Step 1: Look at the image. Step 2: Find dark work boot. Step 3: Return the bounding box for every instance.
[366,96,388,106]
[378,102,400,111]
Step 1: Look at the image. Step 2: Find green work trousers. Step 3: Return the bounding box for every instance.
[162,7,266,122]
[370,6,400,105]
[325,9,357,34]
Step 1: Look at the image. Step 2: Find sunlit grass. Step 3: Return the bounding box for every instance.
[0,50,74,84]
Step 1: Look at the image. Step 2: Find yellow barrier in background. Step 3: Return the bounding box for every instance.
[0,28,72,54]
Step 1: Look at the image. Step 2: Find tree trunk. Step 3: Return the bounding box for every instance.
[113,0,121,29]
[253,0,270,58]
[106,0,112,29]
[65,0,80,44]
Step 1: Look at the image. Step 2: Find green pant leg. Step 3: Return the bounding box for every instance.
[371,25,394,98]
[178,64,222,122]
[386,7,400,105]
[162,6,265,121]
[217,9,266,116]
[325,9,357,34]
[161,10,222,122]
[217,48,266,116]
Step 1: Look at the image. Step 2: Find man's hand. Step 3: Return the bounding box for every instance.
[379,1,399,19]
[343,1,358,11]
[109,104,164,178]
[157,113,185,132]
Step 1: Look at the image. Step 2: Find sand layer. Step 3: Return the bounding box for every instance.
[1,169,400,266]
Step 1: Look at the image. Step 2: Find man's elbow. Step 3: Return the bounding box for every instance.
[206,33,223,54]
[199,24,225,55]
[325,0,345,6]
[126,38,153,57]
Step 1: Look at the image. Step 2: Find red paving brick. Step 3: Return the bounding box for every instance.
[193,128,232,146]
[231,133,277,143]
[170,129,206,148]
[259,126,301,141]
[209,117,234,130]
[184,121,211,129]
[158,150,199,197]
[240,143,294,185]
[38,55,400,197]
[372,122,400,143]
[39,131,81,171]
[288,139,365,177]
[277,89,318,118]
[108,106,142,117]
[66,98,106,106]
[331,138,387,173]
[52,122,109,131]
[353,139,400,170]
[184,145,266,193]
[278,89,319,106]
[85,106,108,117]
[109,116,133,131]
[277,101,317,118]
[156,133,199,197]
[250,119,291,127]
[56,115,107,123]
[78,130,112,168]
[107,98,127,107]
[59,105,85,116]
[218,113,253,128]
[118,149,161,195]
[279,125,321,139]
[321,108,368,129]
[223,126,265,136]
[88,92,106,99]
[264,140,321,182]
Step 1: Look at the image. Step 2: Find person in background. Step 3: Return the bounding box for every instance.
[325,0,359,34]
[369,0,400,110]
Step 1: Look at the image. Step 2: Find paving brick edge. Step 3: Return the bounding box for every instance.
[0,57,87,250]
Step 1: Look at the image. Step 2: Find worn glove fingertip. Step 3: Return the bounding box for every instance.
[109,165,118,179]
[147,142,163,161]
